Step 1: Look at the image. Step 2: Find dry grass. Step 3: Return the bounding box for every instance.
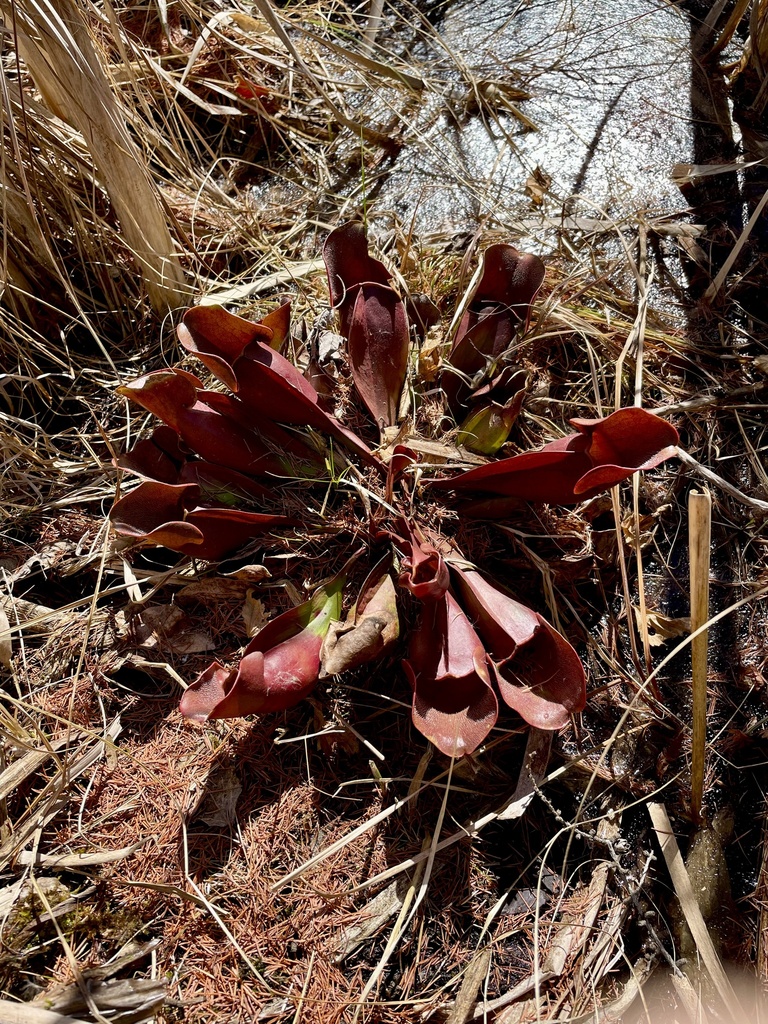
[2,1,768,1023]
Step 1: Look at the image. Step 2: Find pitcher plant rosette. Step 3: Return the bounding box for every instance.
[111,221,681,758]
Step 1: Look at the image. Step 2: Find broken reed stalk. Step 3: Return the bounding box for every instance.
[689,488,712,824]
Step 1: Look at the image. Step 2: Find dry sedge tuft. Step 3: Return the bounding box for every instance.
[0,0,187,313]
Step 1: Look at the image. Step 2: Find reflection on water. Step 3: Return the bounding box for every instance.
[380,0,694,241]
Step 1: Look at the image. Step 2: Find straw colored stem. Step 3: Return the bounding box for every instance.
[689,488,712,825]
[705,0,751,56]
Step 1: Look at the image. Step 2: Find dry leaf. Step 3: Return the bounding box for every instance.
[621,510,659,550]
[524,165,552,206]
[122,558,143,604]
[333,876,411,960]
[313,705,358,757]
[320,563,398,677]
[130,604,214,654]
[242,591,268,638]
[418,329,445,381]
[446,947,492,1024]
[12,541,76,582]
[224,564,272,584]
[408,437,486,466]
[317,330,345,363]
[634,607,691,646]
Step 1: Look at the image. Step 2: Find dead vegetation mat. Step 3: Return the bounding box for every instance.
[2,1,768,1022]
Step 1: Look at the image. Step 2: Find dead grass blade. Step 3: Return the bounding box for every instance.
[0,608,11,671]
[343,732,555,897]
[350,835,429,1021]
[333,875,413,962]
[17,839,149,869]
[689,489,712,824]
[0,999,90,1024]
[248,0,395,147]
[32,977,165,1023]
[301,29,427,92]
[677,449,768,513]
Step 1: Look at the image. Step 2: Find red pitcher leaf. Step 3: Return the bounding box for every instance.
[178,635,316,720]
[396,522,450,601]
[320,559,399,677]
[178,661,236,720]
[451,567,539,655]
[118,370,289,479]
[443,309,517,413]
[260,300,292,351]
[118,428,275,501]
[454,244,546,334]
[231,339,382,470]
[111,480,198,537]
[180,578,344,721]
[407,667,499,760]
[110,480,226,557]
[431,408,678,504]
[182,300,381,468]
[444,245,545,412]
[111,481,205,552]
[110,480,294,559]
[403,591,498,757]
[183,508,296,561]
[347,282,409,429]
[118,370,196,433]
[471,366,528,404]
[200,389,326,473]
[117,426,185,483]
[569,408,680,495]
[389,443,418,483]
[323,221,391,315]
[495,615,586,730]
[178,304,274,390]
[430,445,590,503]
[181,282,379,469]
[451,567,585,729]
[233,340,341,421]
[385,444,417,503]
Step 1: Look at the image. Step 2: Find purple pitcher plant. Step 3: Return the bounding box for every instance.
[111,222,681,757]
